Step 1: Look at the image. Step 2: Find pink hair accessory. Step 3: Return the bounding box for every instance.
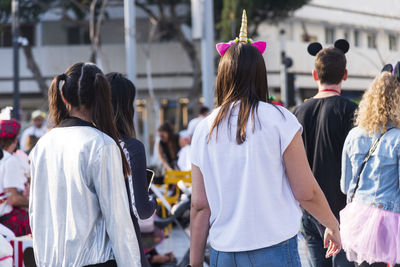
[216,10,267,56]
[216,40,236,56]
[252,41,267,54]
[216,40,267,56]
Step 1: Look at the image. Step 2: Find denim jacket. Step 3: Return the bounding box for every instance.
[341,126,400,213]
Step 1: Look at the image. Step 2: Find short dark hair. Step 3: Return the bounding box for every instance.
[158,122,174,134]
[199,106,209,116]
[0,137,16,150]
[315,47,346,85]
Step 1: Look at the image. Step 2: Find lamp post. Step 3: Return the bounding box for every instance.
[12,0,19,120]
[201,0,215,109]
[280,29,288,107]
[124,0,136,84]
[124,0,143,144]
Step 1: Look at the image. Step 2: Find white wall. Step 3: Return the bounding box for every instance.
[0,42,196,95]
[257,1,400,93]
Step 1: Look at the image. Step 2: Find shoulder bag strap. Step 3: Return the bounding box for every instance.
[350,128,393,202]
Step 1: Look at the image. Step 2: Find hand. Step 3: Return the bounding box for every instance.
[22,187,30,198]
[23,182,30,198]
[324,226,342,258]
[149,195,157,207]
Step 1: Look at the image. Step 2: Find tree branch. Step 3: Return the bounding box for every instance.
[69,0,89,14]
[89,0,98,47]
[156,0,165,20]
[169,2,202,100]
[58,9,88,27]
[135,1,159,22]
[90,0,108,63]
[21,45,48,96]
[95,0,108,39]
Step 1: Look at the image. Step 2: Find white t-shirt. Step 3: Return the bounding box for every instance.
[191,102,302,252]
[0,151,27,216]
[187,117,204,136]
[177,145,191,171]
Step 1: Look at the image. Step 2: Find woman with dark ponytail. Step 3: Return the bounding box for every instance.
[106,72,157,267]
[29,63,141,267]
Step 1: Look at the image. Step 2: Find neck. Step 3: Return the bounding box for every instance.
[4,145,14,154]
[314,84,341,98]
[69,107,92,123]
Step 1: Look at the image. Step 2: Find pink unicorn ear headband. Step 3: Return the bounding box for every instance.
[216,10,267,56]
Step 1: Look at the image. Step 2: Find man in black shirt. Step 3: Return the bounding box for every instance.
[294,41,357,267]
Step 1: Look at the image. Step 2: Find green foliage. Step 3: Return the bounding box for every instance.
[216,0,310,41]
[0,0,54,25]
[0,0,108,27]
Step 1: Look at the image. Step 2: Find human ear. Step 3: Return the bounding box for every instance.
[342,69,348,81]
[312,69,319,81]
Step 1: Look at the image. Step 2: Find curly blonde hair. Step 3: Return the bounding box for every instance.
[356,72,400,135]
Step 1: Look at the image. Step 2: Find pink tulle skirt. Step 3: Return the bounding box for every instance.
[340,202,400,265]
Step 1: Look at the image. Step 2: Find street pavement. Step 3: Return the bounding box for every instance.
[156,228,311,266]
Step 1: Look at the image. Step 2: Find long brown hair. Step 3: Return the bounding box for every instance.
[158,122,178,160]
[106,72,136,138]
[48,62,130,177]
[209,42,269,144]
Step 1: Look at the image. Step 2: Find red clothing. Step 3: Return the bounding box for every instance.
[0,208,31,237]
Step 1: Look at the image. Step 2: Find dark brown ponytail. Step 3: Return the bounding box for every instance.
[48,62,131,178]
[49,74,69,126]
[91,73,131,177]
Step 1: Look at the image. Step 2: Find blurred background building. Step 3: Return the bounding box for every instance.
[0,0,399,154]
[260,0,400,103]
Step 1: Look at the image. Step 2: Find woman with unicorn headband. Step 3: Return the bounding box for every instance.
[189,11,341,267]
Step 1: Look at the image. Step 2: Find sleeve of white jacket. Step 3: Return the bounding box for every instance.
[92,143,141,267]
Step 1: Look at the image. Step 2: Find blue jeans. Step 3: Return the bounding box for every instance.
[301,213,353,267]
[210,235,301,267]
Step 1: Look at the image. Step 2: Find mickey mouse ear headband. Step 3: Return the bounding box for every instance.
[381,62,400,82]
[307,39,350,56]
[216,10,267,56]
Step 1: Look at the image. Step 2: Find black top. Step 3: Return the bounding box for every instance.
[123,137,156,267]
[293,96,357,218]
[58,116,96,128]
[123,137,157,219]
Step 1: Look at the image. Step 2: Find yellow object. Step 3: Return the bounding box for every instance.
[239,10,248,43]
[155,170,192,234]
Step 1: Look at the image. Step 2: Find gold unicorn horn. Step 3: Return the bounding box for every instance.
[238,10,248,43]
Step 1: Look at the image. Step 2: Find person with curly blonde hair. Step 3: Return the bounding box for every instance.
[355,72,400,135]
[341,69,400,267]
